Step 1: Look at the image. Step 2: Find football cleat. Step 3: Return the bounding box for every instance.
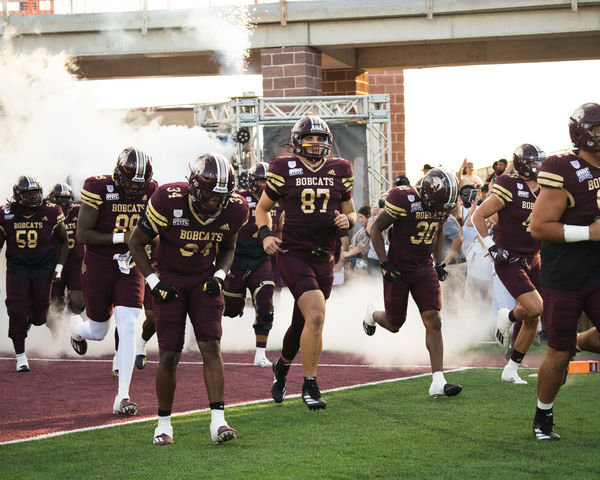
[254,353,272,368]
[302,381,327,410]
[271,358,290,403]
[135,354,147,370]
[210,424,237,444]
[113,397,139,416]
[16,355,30,373]
[533,416,560,441]
[429,383,462,398]
[153,426,174,446]
[501,369,528,384]
[362,303,377,336]
[70,316,87,356]
[494,308,512,348]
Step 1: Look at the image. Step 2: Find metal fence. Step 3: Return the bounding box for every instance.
[1,0,304,15]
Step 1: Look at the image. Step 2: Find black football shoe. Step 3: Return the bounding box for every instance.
[533,414,560,441]
[271,358,290,403]
[302,380,327,410]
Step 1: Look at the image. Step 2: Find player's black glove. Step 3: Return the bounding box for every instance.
[203,276,225,297]
[380,261,401,283]
[488,244,510,263]
[434,262,449,282]
[151,282,179,303]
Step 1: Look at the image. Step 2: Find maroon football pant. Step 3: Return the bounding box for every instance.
[81,253,144,322]
[224,263,275,336]
[494,254,541,299]
[51,261,82,299]
[542,284,600,351]
[153,269,224,351]
[277,251,334,361]
[5,272,52,354]
[383,265,441,328]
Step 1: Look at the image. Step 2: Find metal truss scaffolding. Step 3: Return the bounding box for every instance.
[193,94,392,206]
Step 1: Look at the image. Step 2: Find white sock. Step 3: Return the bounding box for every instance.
[137,337,147,355]
[16,352,27,361]
[504,359,519,374]
[210,408,225,426]
[432,371,446,387]
[255,347,266,357]
[158,414,171,429]
[114,306,141,399]
[537,400,553,410]
[365,304,377,326]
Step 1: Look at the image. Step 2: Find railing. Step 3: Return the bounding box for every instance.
[1,0,302,15]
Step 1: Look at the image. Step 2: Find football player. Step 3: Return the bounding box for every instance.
[48,183,85,334]
[0,176,68,371]
[223,162,282,368]
[472,144,546,384]
[362,167,463,398]
[530,103,600,440]
[256,115,357,410]
[71,147,157,416]
[129,153,249,446]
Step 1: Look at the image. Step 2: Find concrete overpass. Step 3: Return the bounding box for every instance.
[1,0,599,79]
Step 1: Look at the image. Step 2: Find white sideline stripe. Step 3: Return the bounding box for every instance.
[0,367,472,445]
[0,357,464,369]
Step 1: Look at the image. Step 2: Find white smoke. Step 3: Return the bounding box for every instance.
[0,6,254,357]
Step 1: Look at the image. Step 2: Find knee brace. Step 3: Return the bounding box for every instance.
[223,292,245,318]
[253,311,274,333]
[251,281,275,313]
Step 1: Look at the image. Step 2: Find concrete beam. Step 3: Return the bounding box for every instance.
[1,0,599,79]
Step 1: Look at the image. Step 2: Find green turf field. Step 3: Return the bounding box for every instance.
[2,368,598,480]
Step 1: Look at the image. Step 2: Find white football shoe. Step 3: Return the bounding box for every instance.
[494,308,512,348]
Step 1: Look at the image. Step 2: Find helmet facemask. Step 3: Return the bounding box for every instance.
[188,153,235,218]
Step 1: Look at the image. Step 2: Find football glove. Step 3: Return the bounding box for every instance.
[488,245,510,263]
[203,276,225,297]
[434,262,449,282]
[380,261,401,283]
[151,282,179,303]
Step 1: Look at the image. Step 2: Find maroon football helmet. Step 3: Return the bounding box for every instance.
[13,175,43,209]
[418,168,459,212]
[248,162,269,195]
[188,153,235,217]
[569,103,600,152]
[513,144,546,180]
[48,182,74,215]
[291,115,332,162]
[113,147,153,200]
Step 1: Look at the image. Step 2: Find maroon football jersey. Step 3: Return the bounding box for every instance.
[537,153,600,289]
[145,182,249,275]
[237,188,282,242]
[80,175,157,259]
[63,204,84,269]
[264,156,353,254]
[491,174,540,256]
[385,186,448,270]
[0,202,64,276]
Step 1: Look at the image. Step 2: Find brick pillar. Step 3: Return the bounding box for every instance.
[322,69,369,96]
[368,70,405,178]
[261,46,322,97]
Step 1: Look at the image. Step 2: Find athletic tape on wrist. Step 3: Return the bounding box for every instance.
[213,269,226,281]
[54,264,63,275]
[481,236,495,249]
[146,273,160,289]
[563,224,590,243]
[112,232,125,244]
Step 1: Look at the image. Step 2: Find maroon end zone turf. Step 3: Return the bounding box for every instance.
[0,351,434,443]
